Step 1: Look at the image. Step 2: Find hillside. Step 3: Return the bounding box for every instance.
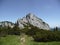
[0,35,60,45]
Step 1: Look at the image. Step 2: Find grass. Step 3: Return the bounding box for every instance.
[0,35,20,45]
[0,35,60,45]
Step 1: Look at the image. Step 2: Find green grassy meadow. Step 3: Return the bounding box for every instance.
[0,35,20,45]
[0,35,60,45]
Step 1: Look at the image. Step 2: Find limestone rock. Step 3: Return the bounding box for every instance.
[17,13,50,30]
[0,21,14,28]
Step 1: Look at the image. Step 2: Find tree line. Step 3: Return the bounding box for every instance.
[0,24,60,42]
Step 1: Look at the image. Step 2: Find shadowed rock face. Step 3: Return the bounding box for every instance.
[17,13,50,30]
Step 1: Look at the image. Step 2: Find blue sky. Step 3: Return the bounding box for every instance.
[0,0,60,27]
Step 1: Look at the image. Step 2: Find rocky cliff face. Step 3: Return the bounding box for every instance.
[0,13,50,30]
[0,21,14,28]
[17,13,50,30]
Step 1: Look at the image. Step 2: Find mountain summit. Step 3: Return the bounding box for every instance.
[0,13,50,30]
[17,13,50,30]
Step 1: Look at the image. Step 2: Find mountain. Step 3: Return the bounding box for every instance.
[17,13,50,30]
[0,21,14,28]
[0,13,50,30]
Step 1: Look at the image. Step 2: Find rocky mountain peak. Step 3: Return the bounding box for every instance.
[26,13,35,18]
[0,13,50,30]
[17,13,50,30]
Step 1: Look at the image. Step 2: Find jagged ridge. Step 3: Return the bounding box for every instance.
[0,13,50,30]
[0,21,14,28]
[17,13,50,30]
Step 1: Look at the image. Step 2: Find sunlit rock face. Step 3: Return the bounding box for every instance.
[17,13,50,30]
[0,21,14,28]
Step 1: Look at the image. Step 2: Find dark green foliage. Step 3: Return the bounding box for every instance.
[33,30,60,42]
[8,27,20,35]
[0,25,21,37]
[0,24,60,42]
[54,27,58,31]
[0,27,8,37]
[25,25,60,42]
